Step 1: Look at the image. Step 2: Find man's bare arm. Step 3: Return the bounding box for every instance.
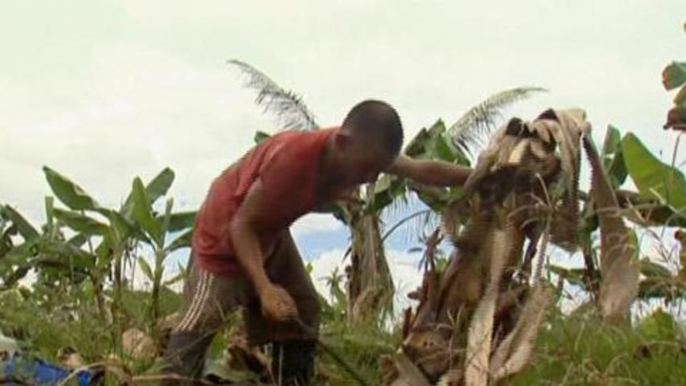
[229,180,297,320]
[229,182,271,293]
[388,154,473,187]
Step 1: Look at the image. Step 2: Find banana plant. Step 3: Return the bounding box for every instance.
[128,177,196,325]
[622,133,686,220]
[33,166,195,334]
[554,126,686,307]
[614,131,686,305]
[377,87,547,252]
[0,204,42,290]
[662,25,686,131]
[0,197,101,291]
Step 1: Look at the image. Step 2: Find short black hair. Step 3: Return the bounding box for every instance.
[342,100,404,155]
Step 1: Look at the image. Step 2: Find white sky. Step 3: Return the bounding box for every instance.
[2,0,685,299]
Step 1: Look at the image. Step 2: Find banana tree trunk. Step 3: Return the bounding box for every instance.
[347,183,395,325]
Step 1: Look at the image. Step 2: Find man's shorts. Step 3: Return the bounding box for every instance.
[172,232,320,346]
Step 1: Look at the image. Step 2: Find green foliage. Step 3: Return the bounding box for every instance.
[601,125,628,188]
[165,229,193,254]
[52,208,108,236]
[406,119,470,165]
[324,267,348,311]
[638,308,679,341]
[0,166,197,355]
[663,61,686,91]
[662,28,686,130]
[132,177,164,247]
[548,265,587,289]
[319,319,398,385]
[402,119,471,212]
[0,283,183,365]
[138,257,154,282]
[2,206,39,242]
[119,286,184,329]
[254,130,271,144]
[622,132,686,218]
[639,259,673,279]
[504,313,686,386]
[120,168,175,220]
[0,285,112,363]
[143,168,176,204]
[43,167,99,211]
[162,211,197,233]
[365,174,407,215]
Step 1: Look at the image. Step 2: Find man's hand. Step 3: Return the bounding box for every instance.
[259,284,298,322]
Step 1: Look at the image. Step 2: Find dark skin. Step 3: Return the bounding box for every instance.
[229,127,473,322]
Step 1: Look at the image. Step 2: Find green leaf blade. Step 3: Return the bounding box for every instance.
[165,229,193,254]
[674,85,686,106]
[146,168,175,204]
[254,131,271,145]
[53,208,108,235]
[158,211,197,233]
[121,168,175,220]
[2,206,39,241]
[663,61,686,90]
[132,178,163,247]
[621,133,686,215]
[43,167,99,210]
[138,257,154,281]
[639,259,673,279]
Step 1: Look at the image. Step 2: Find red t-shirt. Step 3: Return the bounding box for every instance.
[192,128,338,275]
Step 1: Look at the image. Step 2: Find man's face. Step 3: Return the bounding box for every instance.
[335,133,396,187]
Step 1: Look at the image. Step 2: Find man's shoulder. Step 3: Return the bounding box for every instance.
[263,128,337,162]
[256,128,337,194]
[268,127,337,146]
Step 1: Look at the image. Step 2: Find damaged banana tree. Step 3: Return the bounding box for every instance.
[384,109,640,385]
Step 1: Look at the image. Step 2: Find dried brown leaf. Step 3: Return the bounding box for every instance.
[464,225,512,386]
[489,285,554,381]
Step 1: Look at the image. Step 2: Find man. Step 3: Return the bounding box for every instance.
[163,100,472,385]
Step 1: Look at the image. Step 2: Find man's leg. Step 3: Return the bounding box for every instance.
[245,231,321,386]
[163,258,247,380]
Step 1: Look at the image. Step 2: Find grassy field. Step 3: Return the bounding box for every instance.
[2,282,685,385]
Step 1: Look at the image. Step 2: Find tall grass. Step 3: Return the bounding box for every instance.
[504,310,686,386]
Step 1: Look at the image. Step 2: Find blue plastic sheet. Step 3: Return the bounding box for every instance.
[2,354,95,386]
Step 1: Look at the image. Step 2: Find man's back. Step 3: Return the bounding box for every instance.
[192,128,337,275]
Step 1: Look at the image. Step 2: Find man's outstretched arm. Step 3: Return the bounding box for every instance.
[388,154,473,187]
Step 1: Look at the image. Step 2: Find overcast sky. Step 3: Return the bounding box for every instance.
[2,0,685,301]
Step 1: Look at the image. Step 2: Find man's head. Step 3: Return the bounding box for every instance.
[331,100,404,186]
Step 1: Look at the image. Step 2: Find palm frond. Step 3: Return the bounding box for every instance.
[409,210,442,244]
[228,59,319,131]
[447,86,547,156]
[380,186,411,220]
[383,209,428,240]
[382,209,442,246]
